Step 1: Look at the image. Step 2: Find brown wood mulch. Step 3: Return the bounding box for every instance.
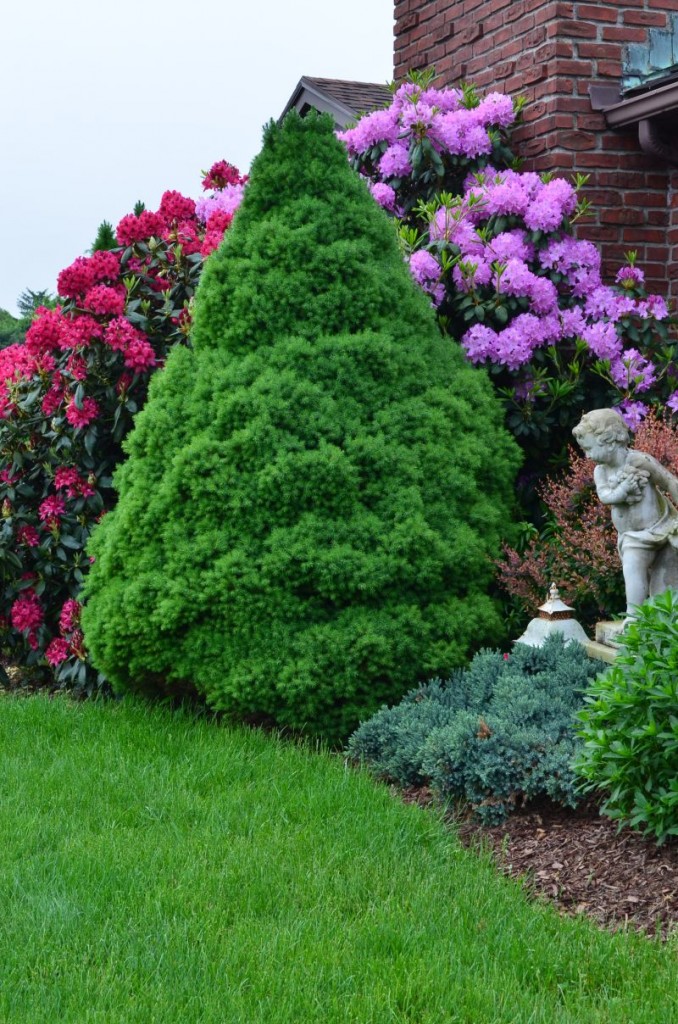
[398,787,678,941]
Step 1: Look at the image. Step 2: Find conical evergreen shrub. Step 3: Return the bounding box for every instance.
[82,112,521,740]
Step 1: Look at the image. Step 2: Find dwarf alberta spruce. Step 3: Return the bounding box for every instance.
[0,162,246,689]
[343,72,676,480]
[81,112,521,741]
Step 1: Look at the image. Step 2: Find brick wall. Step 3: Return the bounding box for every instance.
[394,0,677,300]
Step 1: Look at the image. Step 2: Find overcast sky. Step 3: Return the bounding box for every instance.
[0,1,394,316]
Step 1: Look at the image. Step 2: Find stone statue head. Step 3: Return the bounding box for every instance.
[572,408,630,449]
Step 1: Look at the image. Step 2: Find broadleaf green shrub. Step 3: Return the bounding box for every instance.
[81,112,521,741]
[575,590,678,844]
[349,635,597,822]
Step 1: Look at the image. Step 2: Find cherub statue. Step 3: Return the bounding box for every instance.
[573,408,678,621]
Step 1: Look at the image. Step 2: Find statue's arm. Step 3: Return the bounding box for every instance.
[593,465,630,505]
[630,451,678,504]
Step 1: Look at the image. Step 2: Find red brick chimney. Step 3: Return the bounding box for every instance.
[394,0,678,301]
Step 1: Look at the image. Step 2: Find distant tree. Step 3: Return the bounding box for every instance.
[90,220,117,253]
[133,201,146,216]
[0,309,25,348]
[16,289,56,318]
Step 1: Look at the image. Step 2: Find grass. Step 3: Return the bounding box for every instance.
[0,694,676,1024]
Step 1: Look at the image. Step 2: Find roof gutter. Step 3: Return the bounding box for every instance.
[594,78,678,166]
[604,77,678,127]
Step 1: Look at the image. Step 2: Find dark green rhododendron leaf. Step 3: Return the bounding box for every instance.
[82,112,520,741]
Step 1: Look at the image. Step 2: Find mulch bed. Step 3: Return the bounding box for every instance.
[398,786,678,940]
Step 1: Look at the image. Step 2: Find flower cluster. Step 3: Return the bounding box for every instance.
[345,71,676,510]
[419,168,673,429]
[0,160,246,689]
[338,71,519,220]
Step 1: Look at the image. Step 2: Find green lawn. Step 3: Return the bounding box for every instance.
[0,695,675,1024]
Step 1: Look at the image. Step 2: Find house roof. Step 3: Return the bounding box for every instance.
[279,76,391,129]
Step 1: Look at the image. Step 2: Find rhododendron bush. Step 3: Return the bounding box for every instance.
[0,161,245,688]
[341,72,677,483]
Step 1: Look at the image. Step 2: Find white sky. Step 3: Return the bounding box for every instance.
[0,0,394,316]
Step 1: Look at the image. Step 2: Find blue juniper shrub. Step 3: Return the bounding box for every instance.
[348,635,598,823]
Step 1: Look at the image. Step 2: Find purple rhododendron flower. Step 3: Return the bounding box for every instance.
[618,399,648,431]
[488,230,534,263]
[581,321,623,362]
[615,265,645,288]
[369,182,396,211]
[610,349,657,393]
[408,250,444,305]
[378,142,412,178]
[475,92,515,128]
[195,183,245,222]
[337,108,399,154]
[462,323,498,363]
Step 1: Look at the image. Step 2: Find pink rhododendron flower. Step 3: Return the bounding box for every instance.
[45,637,70,666]
[84,285,126,317]
[200,210,234,256]
[11,590,43,633]
[65,396,99,429]
[54,467,95,498]
[39,495,66,525]
[61,313,104,349]
[59,599,81,634]
[58,251,121,298]
[58,256,97,299]
[17,525,40,547]
[202,160,242,191]
[66,353,88,381]
[123,336,156,373]
[0,345,38,417]
[41,375,66,416]
[159,190,196,222]
[25,308,65,355]
[116,210,165,246]
[69,628,86,659]
[104,317,143,353]
[89,249,121,281]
